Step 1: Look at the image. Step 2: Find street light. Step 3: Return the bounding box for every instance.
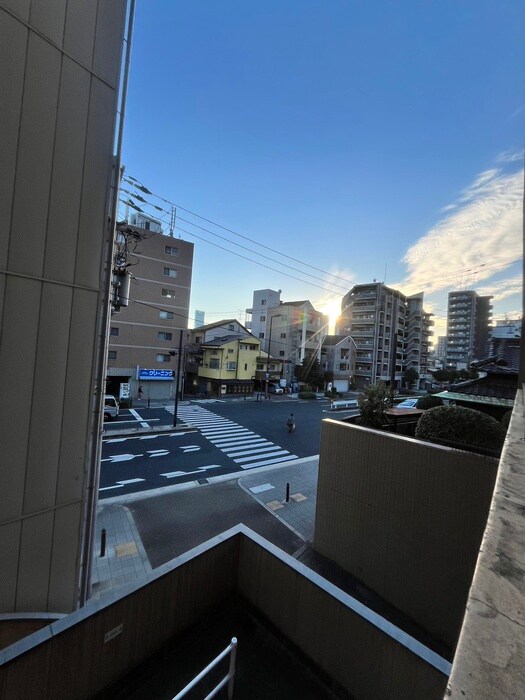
[265,313,282,397]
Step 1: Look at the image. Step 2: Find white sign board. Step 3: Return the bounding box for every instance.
[119,383,130,400]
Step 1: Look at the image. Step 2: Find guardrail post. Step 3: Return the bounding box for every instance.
[285,483,290,502]
[100,528,106,557]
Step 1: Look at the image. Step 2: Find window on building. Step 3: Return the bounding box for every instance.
[339,363,348,371]
[110,327,119,336]
[244,363,248,371]
[228,348,234,354]
[261,299,266,305]
[279,351,285,356]
[257,363,264,370]
[226,361,236,370]
[163,267,177,278]
[160,311,174,319]
[228,324,235,331]
[108,351,117,360]
[161,288,175,298]
[156,354,170,362]
[165,245,179,256]
[210,358,220,369]
[158,332,172,341]
[280,332,286,338]
[260,315,266,322]
[195,336,202,344]
[259,333,264,339]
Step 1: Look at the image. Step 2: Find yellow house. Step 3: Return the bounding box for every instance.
[198,335,263,396]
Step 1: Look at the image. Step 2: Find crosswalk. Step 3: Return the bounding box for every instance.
[168,405,299,470]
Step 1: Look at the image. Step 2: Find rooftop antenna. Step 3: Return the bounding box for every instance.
[169,206,177,237]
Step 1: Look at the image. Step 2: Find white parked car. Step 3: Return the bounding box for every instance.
[268,384,284,394]
[395,398,419,409]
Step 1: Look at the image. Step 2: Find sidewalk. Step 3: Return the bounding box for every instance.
[92,416,320,599]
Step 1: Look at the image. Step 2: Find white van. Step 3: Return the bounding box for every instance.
[103,395,120,421]
[330,399,358,411]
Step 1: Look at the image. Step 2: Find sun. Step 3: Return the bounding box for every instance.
[320,298,342,334]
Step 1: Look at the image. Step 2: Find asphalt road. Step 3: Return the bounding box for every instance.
[100,397,359,498]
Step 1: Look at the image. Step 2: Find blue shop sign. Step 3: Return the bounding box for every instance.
[139,369,174,381]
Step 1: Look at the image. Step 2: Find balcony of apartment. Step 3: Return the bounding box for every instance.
[354,339,374,349]
[352,288,378,298]
[356,353,373,363]
[352,301,377,312]
[350,327,375,337]
[354,367,372,376]
[1,523,452,700]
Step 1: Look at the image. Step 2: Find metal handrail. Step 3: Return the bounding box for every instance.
[172,637,238,700]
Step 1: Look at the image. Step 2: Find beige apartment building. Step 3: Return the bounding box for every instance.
[107,224,194,401]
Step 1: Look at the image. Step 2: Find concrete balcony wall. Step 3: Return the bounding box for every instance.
[447,386,525,698]
[1,527,449,700]
[313,420,499,650]
[238,534,448,699]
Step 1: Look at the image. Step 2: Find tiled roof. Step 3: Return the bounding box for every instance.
[201,334,256,347]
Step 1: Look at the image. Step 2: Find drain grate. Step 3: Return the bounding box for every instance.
[197,478,209,484]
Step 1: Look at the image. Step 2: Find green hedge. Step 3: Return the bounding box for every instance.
[415,395,443,410]
[415,405,505,450]
[299,391,317,400]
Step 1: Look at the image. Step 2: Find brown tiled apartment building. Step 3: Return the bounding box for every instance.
[107,223,194,400]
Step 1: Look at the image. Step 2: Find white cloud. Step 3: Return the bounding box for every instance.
[496,149,524,164]
[400,166,523,297]
[477,274,523,303]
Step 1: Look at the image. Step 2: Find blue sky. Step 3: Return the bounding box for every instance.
[121,1,524,336]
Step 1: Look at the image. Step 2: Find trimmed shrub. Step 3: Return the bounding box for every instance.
[501,410,512,431]
[299,391,317,400]
[416,395,443,410]
[415,405,505,450]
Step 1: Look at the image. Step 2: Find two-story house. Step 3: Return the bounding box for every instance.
[198,335,263,396]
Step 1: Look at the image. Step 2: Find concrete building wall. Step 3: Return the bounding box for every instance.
[245,288,281,339]
[0,0,126,612]
[313,420,499,650]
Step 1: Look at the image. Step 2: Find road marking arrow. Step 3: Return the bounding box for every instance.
[99,478,145,491]
[160,465,222,479]
[101,453,143,463]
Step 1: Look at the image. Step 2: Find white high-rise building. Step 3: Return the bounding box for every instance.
[245,289,282,343]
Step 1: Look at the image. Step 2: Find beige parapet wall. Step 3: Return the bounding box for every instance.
[446,386,525,699]
[313,419,499,651]
[1,527,449,699]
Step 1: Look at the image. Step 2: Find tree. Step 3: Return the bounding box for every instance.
[415,405,505,451]
[403,367,419,389]
[295,358,324,390]
[358,382,389,428]
[432,369,450,385]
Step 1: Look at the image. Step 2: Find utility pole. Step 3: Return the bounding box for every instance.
[173,329,183,427]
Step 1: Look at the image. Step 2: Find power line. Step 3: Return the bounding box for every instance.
[124,175,356,285]
[119,195,349,293]
[119,178,522,300]
[175,223,347,294]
